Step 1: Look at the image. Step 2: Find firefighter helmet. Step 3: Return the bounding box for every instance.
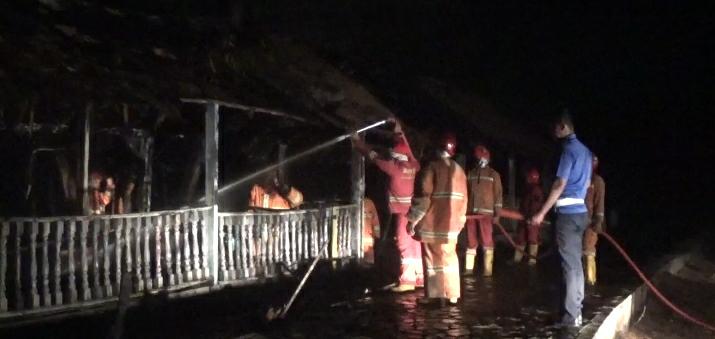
[474,144,490,167]
[473,144,491,161]
[390,136,410,161]
[526,168,540,185]
[440,132,457,157]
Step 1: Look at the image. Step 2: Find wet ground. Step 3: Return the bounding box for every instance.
[2,242,638,339]
[620,254,715,339]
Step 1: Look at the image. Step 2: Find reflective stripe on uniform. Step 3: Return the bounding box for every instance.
[419,230,460,240]
[468,176,494,181]
[389,195,413,203]
[472,208,494,214]
[555,197,585,207]
[401,258,422,265]
[432,192,465,199]
[425,266,459,274]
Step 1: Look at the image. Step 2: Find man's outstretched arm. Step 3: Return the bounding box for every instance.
[528,178,566,225]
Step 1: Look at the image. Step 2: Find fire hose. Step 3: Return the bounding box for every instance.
[487,209,715,332]
[466,211,554,261]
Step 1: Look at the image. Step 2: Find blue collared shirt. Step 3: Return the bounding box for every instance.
[555,134,592,214]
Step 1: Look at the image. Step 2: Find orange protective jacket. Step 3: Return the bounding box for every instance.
[407,156,468,244]
[467,166,503,216]
[586,174,605,223]
[249,184,304,210]
[363,198,380,243]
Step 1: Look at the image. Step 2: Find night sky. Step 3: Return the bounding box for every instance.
[2,1,714,254]
[254,1,714,255]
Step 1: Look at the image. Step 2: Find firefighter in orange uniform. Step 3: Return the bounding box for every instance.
[514,168,545,265]
[89,172,115,215]
[407,132,468,305]
[465,144,503,276]
[352,118,421,292]
[248,171,304,210]
[584,154,605,285]
[362,197,381,264]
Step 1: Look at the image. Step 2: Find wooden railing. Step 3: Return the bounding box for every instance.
[216,204,360,283]
[0,204,361,321]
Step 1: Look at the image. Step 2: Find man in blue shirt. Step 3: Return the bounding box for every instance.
[529,112,592,328]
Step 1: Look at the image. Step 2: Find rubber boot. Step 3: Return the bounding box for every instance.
[483,249,494,277]
[465,251,476,273]
[513,246,525,263]
[585,254,597,285]
[528,244,539,266]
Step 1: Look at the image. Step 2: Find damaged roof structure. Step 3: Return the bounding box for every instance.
[0,0,551,216]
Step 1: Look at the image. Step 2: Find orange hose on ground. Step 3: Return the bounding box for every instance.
[486,208,715,332]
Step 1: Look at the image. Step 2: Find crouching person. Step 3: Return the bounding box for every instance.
[407,132,468,305]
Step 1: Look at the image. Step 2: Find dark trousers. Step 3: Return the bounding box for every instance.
[555,212,589,322]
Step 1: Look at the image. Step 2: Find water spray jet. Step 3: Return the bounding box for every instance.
[197,119,387,203]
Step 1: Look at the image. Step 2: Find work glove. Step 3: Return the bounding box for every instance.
[406,221,415,237]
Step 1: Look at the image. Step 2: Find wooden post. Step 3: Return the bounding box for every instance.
[81,108,91,214]
[141,137,154,212]
[508,154,517,232]
[204,102,220,285]
[0,222,8,311]
[351,148,365,259]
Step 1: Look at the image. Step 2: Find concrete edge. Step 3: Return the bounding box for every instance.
[576,252,692,339]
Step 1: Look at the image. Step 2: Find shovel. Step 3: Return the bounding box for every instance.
[265,239,330,321]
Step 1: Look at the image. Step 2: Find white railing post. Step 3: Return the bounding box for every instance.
[163,215,174,286]
[102,219,112,298]
[66,221,77,304]
[190,211,201,280]
[153,216,163,288]
[173,214,183,285]
[134,217,144,292]
[54,221,64,305]
[80,220,91,301]
[29,221,40,308]
[182,212,192,282]
[91,219,101,299]
[40,221,51,306]
[142,216,152,290]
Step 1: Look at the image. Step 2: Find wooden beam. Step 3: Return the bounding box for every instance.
[180,98,308,123]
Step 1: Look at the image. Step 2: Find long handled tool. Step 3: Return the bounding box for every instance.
[266,239,330,321]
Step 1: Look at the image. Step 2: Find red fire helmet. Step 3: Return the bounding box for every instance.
[526,168,540,185]
[440,132,457,156]
[473,144,490,161]
[391,136,410,160]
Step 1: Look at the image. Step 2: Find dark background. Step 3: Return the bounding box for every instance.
[2,0,714,259]
[245,1,715,259]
